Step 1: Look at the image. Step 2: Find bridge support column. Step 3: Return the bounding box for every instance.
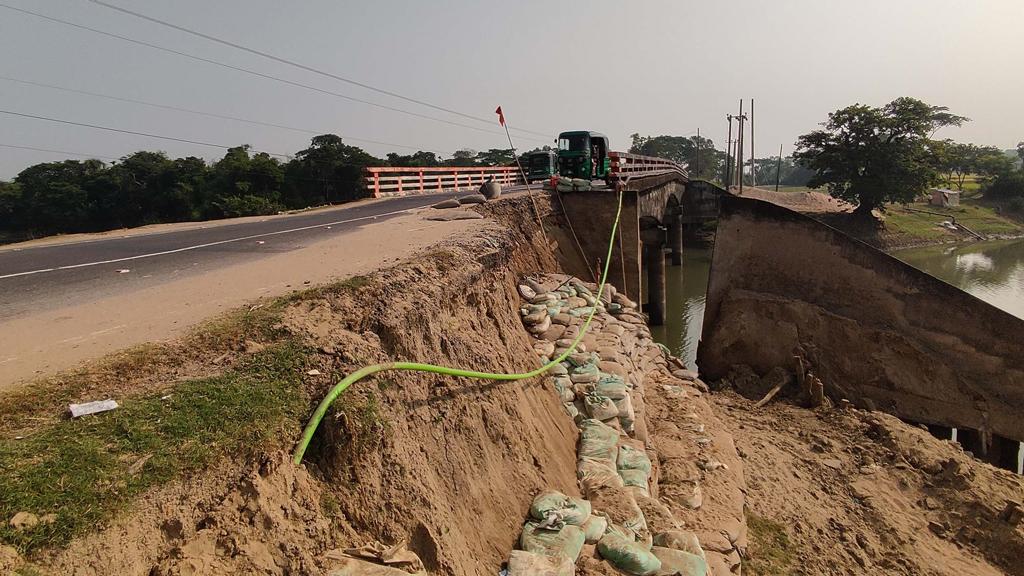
[990,435,1021,472]
[957,428,989,458]
[644,240,666,326]
[669,215,683,266]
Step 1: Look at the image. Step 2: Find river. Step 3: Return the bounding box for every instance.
[651,237,1024,372]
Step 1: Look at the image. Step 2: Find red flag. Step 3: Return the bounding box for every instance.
[495,106,505,127]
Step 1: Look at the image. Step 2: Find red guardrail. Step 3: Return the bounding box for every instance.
[365,166,523,198]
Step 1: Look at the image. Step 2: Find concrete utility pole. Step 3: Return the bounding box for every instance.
[736,99,747,195]
[750,98,756,187]
[695,127,701,177]
[775,143,783,192]
[725,115,734,186]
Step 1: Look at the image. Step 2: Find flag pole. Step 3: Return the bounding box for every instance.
[497,106,548,245]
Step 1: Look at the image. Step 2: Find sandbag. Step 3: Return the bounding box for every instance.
[578,419,619,462]
[505,550,574,576]
[585,393,619,421]
[597,533,662,575]
[653,531,705,559]
[619,469,650,492]
[650,547,707,576]
[553,377,575,403]
[578,457,624,494]
[529,490,592,526]
[617,445,652,474]
[582,514,608,544]
[520,522,586,563]
[457,193,487,204]
[614,395,636,430]
[595,376,629,400]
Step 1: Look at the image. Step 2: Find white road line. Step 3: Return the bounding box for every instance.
[0,203,434,280]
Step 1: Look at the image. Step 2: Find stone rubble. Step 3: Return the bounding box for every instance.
[506,274,743,576]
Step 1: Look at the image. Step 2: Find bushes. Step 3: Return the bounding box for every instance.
[984,170,1024,199]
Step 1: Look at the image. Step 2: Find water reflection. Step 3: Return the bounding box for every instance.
[649,246,712,370]
[893,238,1024,321]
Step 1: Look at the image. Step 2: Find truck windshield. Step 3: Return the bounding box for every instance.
[558,135,589,152]
[529,155,549,169]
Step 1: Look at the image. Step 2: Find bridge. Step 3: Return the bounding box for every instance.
[364,151,723,326]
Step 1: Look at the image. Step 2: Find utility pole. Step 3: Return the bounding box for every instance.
[695,127,701,178]
[775,143,783,192]
[725,115,733,187]
[750,98,756,187]
[736,99,747,195]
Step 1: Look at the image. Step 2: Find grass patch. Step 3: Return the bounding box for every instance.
[744,510,796,576]
[280,274,372,304]
[0,343,309,554]
[884,198,1023,242]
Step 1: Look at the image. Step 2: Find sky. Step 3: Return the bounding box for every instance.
[1,0,1022,179]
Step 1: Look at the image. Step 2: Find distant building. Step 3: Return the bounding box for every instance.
[930,188,960,207]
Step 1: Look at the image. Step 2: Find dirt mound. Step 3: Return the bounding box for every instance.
[714,391,1024,575]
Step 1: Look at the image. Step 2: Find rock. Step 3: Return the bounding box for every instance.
[551,313,572,326]
[457,193,487,205]
[243,339,266,354]
[431,198,460,209]
[534,341,555,357]
[528,316,552,335]
[672,369,699,381]
[9,512,39,530]
[0,545,20,572]
[1000,501,1024,526]
[822,458,843,470]
[523,310,548,325]
[518,284,538,299]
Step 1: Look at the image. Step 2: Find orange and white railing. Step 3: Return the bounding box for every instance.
[608,152,688,181]
[365,166,524,198]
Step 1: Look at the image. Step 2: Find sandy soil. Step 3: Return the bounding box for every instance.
[713,390,1024,575]
[0,210,483,390]
[736,186,853,214]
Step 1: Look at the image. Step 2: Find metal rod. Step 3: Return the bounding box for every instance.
[775,143,783,192]
[750,98,756,187]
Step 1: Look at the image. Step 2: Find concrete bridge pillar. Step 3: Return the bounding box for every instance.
[957,428,989,458]
[669,214,684,266]
[644,240,666,326]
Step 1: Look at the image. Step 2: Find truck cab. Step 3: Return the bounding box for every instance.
[557,131,610,180]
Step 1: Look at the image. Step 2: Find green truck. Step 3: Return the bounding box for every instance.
[557,131,610,180]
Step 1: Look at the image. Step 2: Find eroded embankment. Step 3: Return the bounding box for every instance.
[2,194,745,575]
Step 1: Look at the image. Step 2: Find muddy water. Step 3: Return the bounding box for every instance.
[649,245,712,370]
[893,237,1024,321]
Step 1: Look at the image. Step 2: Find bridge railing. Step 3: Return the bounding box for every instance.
[364,166,524,198]
[608,152,688,181]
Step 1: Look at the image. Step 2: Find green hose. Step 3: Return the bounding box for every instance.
[293,188,625,464]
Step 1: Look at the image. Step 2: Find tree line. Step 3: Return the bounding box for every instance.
[0,135,521,239]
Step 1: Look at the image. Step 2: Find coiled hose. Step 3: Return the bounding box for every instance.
[293,187,624,464]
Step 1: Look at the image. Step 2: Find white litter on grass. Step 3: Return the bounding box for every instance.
[306,369,322,376]
[69,399,119,418]
[116,269,130,274]
[257,240,265,245]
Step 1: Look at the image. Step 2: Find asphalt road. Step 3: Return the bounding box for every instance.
[0,192,461,321]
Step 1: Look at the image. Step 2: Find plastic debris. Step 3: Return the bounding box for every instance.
[69,399,118,418]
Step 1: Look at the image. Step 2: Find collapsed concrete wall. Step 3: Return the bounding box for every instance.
[698,195,1024,444]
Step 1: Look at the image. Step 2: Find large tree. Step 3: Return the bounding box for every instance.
[629,133,723,180]
[794,97,967,214]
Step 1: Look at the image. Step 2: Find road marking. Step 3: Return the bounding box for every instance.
[0,203,436,280]
[0,357,17,365]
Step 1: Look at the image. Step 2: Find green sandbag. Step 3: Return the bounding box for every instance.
[650,546,708,575]
[506,550,575,576]
[585,393,619,421]
[595,375,629,399]
[578,457,624,494]
[582,514,608,543]
[619,469,650,491]
[653,531,705,559]
[597,533,662,575]
[520,522,586,562]
[529,490,591,526]
[618,445,652,473]
[579,419,619,461]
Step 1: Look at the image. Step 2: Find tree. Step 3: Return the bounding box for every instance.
[474,148,515,166]
[629,133,723,179]
[445,149,479,167]
[14,159,107,233]
[1017,141,1023,165]
[386,151,440,167]
[284,134,382,206]
[793,97,967,215]
[0,181,23,232]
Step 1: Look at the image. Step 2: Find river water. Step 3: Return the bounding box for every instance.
[651,237,1024,371]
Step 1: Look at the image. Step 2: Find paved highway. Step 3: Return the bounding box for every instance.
[0,192,460,321]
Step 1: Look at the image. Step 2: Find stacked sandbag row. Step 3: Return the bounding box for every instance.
[505,275,714,576]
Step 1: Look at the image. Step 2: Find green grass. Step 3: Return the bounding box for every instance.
[0,343,309,554]
[883,197,1023,242]
[745,511,796,575]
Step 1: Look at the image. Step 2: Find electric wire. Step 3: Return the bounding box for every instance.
[0,143,118,161]
[87,0,553,140]
[0,75,444,155]
[292,186,624,464]
[0,3,551,145]
[0,109,293,158]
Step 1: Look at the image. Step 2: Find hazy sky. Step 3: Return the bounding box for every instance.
[1,0,1022,178]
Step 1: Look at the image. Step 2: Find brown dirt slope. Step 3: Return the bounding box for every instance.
[714,390,1024,576]
[11,197,584,575]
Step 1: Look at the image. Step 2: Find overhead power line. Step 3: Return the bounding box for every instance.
[0,109,293,158]
[0,3,550,145]
[88,0,553,140]
[0,143,118,161]
[0,75,444,155]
